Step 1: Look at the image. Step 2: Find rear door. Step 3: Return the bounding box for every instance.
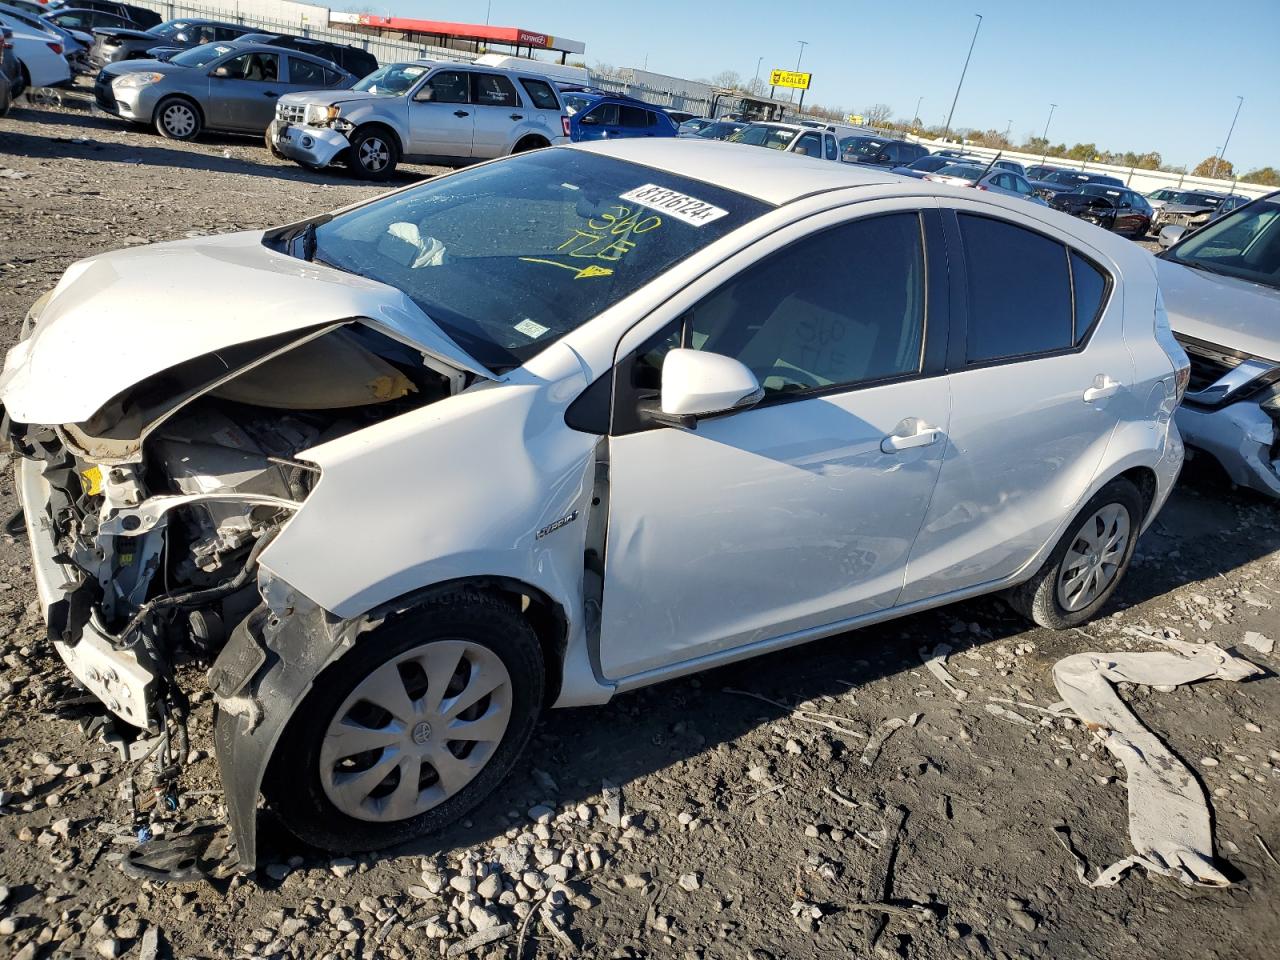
[468,71,521,157]
[285,55,334,94]
[408,67,474,158]
[900,203,1131,603]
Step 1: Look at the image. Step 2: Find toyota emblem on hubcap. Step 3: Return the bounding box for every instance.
[411,721,433,744]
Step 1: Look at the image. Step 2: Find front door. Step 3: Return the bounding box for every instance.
[408,68,474,159]
[209,51,281,131]
[899,203,1132,603]
[599,209,951,680]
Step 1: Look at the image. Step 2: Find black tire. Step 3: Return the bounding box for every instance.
[511,135,549,154]
[264,125,285,159]
[15,62,29,100]
[154,96,202,141]
[266,592,544,855]
[345,126,399,180]
[1007,478,1143,630]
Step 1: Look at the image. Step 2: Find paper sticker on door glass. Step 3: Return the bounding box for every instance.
[618,185,729,227]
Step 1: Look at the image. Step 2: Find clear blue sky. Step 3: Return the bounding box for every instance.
[391,0,1278,172]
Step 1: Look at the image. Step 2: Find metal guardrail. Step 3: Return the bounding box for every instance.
[126,0,477,66]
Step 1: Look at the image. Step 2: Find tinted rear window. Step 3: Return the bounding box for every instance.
[959,215,1073,362]
[1070,251,1108,342]
[519,77,559,110]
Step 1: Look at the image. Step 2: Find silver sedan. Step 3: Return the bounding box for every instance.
[93,41,354,141]
[924,163,1048,204]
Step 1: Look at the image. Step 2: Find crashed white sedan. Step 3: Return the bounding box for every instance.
[0,140,1187,868]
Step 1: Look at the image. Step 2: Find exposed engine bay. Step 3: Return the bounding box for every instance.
[5,323,460,739]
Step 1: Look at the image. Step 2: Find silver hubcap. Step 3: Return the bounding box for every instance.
[358,137,389,171]
[319,640,512,822]
[1057,503,1130,612]
[162,103,196,137]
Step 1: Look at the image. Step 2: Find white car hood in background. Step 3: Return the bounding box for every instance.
[0,231,492,425]
[1156,257,1280,363]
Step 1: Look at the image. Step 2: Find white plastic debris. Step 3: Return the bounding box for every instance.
[1242,631,1274,655]
[860,713,920,768]
[1052,637,1262,888]
[919,643,968,700]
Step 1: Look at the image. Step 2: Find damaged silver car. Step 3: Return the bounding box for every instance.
[1157,191,1280,497]
[2,142,1186,870]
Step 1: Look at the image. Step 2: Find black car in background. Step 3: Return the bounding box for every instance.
[48,0,159,28]
[1028,168,1124,201]
[1048,184,1153,238]
[840,135,928,167]
[88,18,253,68]
[233,32,377,79]
[890,154,964,178]
[1024,163,1065,181]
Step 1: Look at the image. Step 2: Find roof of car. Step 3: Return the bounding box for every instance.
[567,138,899,205]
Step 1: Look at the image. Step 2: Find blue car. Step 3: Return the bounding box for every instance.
[562,89,678,142]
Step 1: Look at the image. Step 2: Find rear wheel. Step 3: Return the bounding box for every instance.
[154,96,202,141]
[345,126,398,180]
[266,592,544,854]
[511,135,550,154]
[1008,478,1143,629]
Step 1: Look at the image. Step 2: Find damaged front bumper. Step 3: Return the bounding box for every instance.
[17,456,158,727]
[269,120,349,169]
[1177,400,1280,497]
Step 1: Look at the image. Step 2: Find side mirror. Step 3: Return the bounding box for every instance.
[1159,224,1187,248]
[641,349,763,429]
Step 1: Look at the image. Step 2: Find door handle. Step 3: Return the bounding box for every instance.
[1083,376,1120,403]
[881,422,941,454]
[454,110,470,117]
[509,113,523,120]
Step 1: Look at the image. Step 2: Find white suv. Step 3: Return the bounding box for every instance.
[270,59,570,178]
[0,141,1187,868]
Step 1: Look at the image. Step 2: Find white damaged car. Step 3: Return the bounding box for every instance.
[0,141,1187,868]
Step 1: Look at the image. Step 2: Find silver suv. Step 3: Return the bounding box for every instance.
[270,59,570,179]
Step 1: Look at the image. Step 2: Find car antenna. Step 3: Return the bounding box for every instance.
[979,150,1002,179]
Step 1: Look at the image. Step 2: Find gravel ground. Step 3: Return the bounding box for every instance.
[1,88,1279,960]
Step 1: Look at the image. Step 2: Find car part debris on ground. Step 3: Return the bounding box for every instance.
[1053,636,1263,887]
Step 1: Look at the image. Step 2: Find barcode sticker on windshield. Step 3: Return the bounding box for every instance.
[514,318,550,339]
[619,185,728,227]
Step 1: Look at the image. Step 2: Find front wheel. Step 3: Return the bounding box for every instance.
[345,126,399,180]
[154,96,202,141]
[1008,478,1143,629]
[266,592,544,854]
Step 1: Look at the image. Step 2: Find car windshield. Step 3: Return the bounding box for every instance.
[1046,171,1088,184]
[147,19,188,39]
[937,164,984,181]
[842,137,887,158]
[695,121,743,139]
[908,156,951,171]
[169,42,232,67]
[1165,197,1280,289]
[310,150,769,370]
[1079,185,1122,197]
[563,93,592,115]
[729,125,797,150]
[352,62,425,96]
[1177,193,1222,207]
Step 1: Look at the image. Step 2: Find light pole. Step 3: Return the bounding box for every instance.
[941,13,982,144]
[913,95,923,128]
[791,40,808,103]
[1040,102,1056,161]
[754,56,763,91]
[1210,95,1243,180]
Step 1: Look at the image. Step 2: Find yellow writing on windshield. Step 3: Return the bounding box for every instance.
[520,205,662,279]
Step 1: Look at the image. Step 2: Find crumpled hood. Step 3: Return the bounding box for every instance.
[1156,257,1280,363]
[0,231,492,426]
[277,89,386,110]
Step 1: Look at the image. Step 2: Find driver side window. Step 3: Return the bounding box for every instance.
[635,213,927,401]
[416,70,469,103]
